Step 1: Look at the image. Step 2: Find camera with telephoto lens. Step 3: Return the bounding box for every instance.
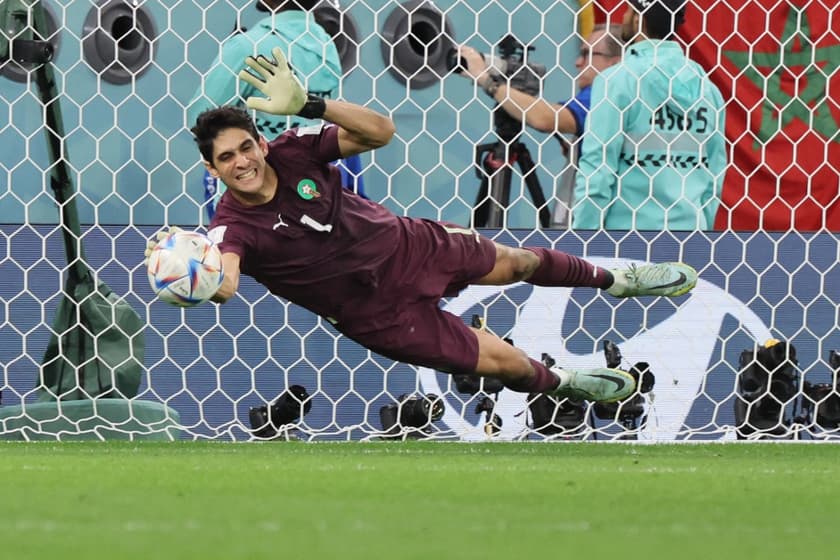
[798,349,840,434]
[447,35,546,141]
[249,384,312,439]
[592,340,655,439]
[379,393,445,439]
[734,340,798,439]
[528,353,589,438]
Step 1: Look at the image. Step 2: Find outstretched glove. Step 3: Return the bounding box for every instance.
[239,47,308,116]
[144,226,183,266]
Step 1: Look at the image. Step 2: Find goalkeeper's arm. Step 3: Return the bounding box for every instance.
[238,47,395,157]
[211,252,241,304]
[324,99,396,158]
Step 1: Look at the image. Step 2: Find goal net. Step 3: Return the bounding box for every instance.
[0,0,838,441]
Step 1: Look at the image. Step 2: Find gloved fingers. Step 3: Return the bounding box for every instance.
[269,47,289,70]
[253,54,277,75]
[242,56,271,82]
[244,96,273,114]
[145,226,182,265]
[238,67,266,91]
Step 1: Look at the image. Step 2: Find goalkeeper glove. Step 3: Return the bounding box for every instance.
[144,226,183,266]
[239,47,325,118]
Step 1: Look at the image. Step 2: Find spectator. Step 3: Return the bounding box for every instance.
[457,26,623,227]
[573,0,726,230]
[188,0,363,219]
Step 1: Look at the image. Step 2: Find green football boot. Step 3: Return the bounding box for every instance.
[607,262,698,298]
[548,367,636,403]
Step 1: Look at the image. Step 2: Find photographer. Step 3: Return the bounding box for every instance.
[457,25,623,138]
[457,26,622,226]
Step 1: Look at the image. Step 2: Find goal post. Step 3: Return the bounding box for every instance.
[0,0,838,441]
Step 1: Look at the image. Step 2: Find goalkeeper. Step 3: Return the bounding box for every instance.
[153,48,699,403]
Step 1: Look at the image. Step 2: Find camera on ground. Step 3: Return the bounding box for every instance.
[734,339,798,439]
[379,393,445,439]
[798,349,840,434]
[249,384,312,440]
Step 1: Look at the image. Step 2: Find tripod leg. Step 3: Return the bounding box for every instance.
[472,174,491,228]
[473,145,512,228]
[516,145,551,228]
[485,165,512,228]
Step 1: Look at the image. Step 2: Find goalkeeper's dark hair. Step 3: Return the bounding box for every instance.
[191,106,260,163]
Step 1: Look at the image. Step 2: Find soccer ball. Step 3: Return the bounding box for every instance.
[147,230,224,307]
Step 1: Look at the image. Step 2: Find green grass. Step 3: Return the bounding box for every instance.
[2,442,838,560]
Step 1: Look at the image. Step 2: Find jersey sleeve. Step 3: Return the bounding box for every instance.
[207,221,249,260]
[276,123,342,164]
[559,87,591,137]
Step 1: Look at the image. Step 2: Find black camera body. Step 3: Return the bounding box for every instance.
[452,374,504,395]
[528,353,588,438]
[528,392,589,438]
[799,350,840,433]
[734,340,799,439]
[591,341,654,439]
[379,393,445,439]
[448,35,546,141]
[249,384,313,440]
[528,342,655,440]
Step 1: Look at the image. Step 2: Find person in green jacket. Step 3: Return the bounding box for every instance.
[573,0,726,231]
[188,0,343,219]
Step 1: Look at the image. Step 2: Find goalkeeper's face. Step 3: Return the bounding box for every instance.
[206,127,271,198]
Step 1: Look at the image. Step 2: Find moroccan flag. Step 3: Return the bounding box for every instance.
[593,0,840,231]
[682,0,840,231]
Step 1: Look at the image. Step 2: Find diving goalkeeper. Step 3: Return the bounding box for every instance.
[149,47,698,403]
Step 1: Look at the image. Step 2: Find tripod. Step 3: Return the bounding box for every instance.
[472,137,551,228]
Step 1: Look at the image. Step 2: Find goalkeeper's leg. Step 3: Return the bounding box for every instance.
[478,244,697,298]
[469,327,635,402]
[345,305,635,403]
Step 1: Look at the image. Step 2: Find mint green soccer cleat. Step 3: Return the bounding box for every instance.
[548,367,636,403]
[606,262,697,298]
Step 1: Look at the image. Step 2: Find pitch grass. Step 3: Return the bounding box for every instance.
[2,442,838,560]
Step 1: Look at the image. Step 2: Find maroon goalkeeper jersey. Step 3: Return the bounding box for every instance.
[208,124,494,334]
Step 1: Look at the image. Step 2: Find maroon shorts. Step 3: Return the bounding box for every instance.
[339,221,497,373]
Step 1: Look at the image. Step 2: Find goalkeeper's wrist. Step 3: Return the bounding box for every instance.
[296,94,326,119]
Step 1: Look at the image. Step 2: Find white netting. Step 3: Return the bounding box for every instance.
[0,0,838,441]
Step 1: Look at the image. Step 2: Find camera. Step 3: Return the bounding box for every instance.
[734,340,799,439]
[528,342,656,440]
[475,395,503,436]
[379,393,445,439]
[591,340,655,439]
[798,349,840,434]
[447,35,546,141]
[528,353,589,439]
[249,384,312,439]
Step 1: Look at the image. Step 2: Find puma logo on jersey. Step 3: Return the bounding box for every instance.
[273,213,289,230]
